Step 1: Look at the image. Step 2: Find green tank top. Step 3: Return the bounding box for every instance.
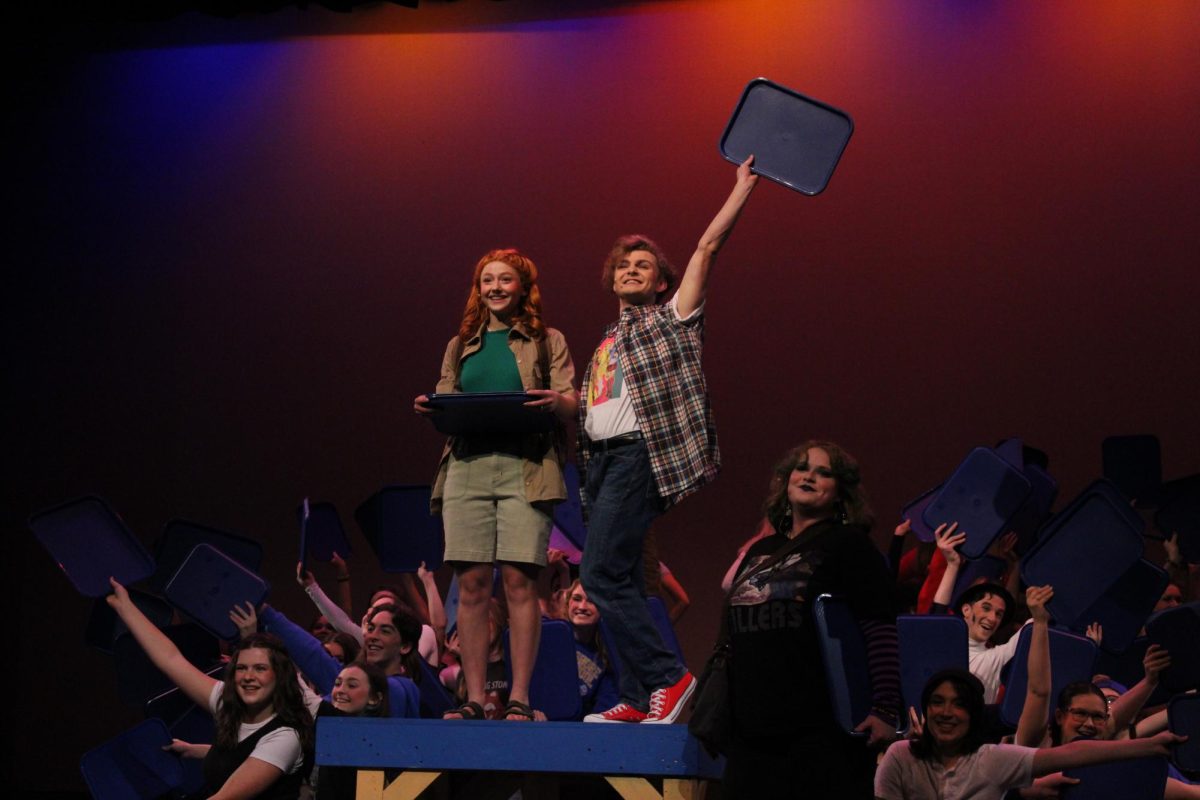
[460,329,523,392]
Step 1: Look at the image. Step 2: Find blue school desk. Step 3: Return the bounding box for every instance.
[317,717,722,799]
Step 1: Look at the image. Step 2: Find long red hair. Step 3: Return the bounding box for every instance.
[457,248,545,342]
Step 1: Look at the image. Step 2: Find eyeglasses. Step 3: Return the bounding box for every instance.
[1066,708,1109,724]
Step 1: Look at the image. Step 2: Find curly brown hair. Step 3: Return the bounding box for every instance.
[457,248,545,342]
[761,440,874,534]
[600,235,677,304]
[214,633,314,754]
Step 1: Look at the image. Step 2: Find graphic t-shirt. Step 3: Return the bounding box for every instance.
[727,523,893,737]
[583,332,641,440]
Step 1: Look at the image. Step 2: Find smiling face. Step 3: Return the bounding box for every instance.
[362,610,410,673]
[1056,691,1108,743]
[479,260,525,322]
[613,249,667,309]
[567,583,599,630]
[330,665,381,715]
[234,647,277,712]
[926,680,971,752]
[787,448,840,520]
[961,593,1007,643]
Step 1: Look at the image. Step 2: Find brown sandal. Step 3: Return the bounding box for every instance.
[442,701,485,720]
[503,699,536,721]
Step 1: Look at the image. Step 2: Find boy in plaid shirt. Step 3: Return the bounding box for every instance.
[578,157,758,724]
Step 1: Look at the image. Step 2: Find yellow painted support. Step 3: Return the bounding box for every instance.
[605,775,665,800]
[356,769,444,800]
[384,771,443,800]
[355,770,385,800]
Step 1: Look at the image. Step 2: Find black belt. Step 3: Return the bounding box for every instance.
[453,433,525,458]
[589,431,644,454]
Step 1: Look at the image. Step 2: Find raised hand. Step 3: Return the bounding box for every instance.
[1026,585,1054,624]
[1143,643,1171,684]
[229,602,258,641]
[934,522,967,567]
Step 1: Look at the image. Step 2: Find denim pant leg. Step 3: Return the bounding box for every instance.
[580,442,685,710]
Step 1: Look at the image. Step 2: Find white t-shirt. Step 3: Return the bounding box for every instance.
[207,682,304,774]
[584,295,701,442]
[875,741,1036,800]
[968,619,1030,704]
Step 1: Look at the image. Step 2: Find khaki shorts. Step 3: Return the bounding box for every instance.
[441,451,551,567]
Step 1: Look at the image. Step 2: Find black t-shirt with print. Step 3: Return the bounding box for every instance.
[727,520,893,738]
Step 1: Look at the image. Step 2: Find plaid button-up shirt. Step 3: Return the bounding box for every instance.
[577,300,719,510]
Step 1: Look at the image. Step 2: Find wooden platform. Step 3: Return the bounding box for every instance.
[317,717,724,800]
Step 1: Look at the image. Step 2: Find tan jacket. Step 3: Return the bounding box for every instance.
[429,321,576,514]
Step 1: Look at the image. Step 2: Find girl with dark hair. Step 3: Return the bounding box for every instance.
[1033,659,1200,799]
[875,669,1187,800]
[414,248,577,721]
[721,441,899,799]
[107,578,312,800]
[253,602,422,719]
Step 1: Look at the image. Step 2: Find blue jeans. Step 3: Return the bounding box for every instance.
[580,441,686,710]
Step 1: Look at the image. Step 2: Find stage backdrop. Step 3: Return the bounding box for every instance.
[8,0,1199,791]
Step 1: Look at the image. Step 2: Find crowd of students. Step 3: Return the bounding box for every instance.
[95,149,1199,798]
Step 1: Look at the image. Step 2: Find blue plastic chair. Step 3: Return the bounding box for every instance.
[144,666,222,798]
[1061,756,1168,800]
[951,556,1007,603]
[354,484,445,572]
[505,619,581,720]
[79,719,185,800]
[1008,463,1058,554]
[923,447,1032,559]
[30,495,155,597]
[298,500,353,565]
[813,594,871,736]
[1000,625,1097,729]
[897,615,967,718]
[1069,558,1167,654]
[163,543,269,641]
[151,518,263,593]
[416,657,454,719]
[1145,602,1200,693]
[1022,480,1144,628]
[552,462,587,550]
